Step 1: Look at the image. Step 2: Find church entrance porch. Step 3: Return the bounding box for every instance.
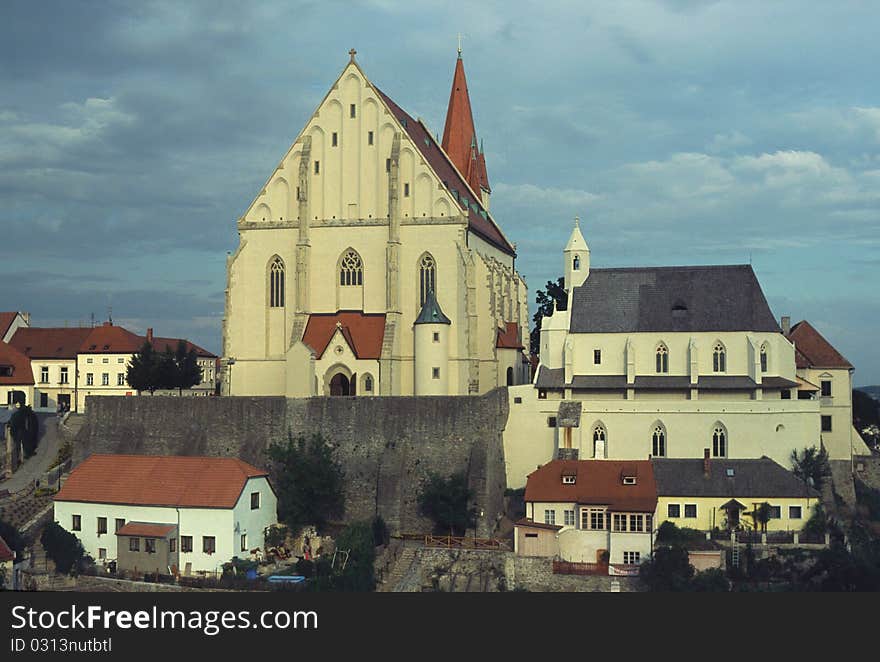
[328,371,356,396]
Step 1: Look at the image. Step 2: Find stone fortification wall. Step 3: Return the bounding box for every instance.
[74,391,510,537]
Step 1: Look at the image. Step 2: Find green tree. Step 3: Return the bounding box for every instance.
[126,342,164,394]
[172,340,203,394]
[267,433,345,534]
[751,502,772,533]
[417,472,476,536]
[790,445,831,492]
[0,515,25,558]
[690,568,730,592]
[530,277,567,357]
[40,522,90,575]
[639,546,695,591]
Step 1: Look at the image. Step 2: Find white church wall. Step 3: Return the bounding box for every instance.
[503,385,821,489]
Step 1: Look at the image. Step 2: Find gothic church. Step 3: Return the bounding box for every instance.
[223,49,530,396]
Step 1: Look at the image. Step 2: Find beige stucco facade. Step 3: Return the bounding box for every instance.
[655,495,817,532]
[223,56,529,397]
[797,365,869,458]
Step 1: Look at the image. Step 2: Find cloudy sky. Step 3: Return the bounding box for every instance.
[1,1,878,384]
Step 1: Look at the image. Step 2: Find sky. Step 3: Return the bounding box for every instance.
[1,1,878,384]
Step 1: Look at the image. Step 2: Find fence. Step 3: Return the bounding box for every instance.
[552,560,607,576]
[396,534,508,550]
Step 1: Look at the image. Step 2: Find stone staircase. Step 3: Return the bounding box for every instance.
[377,544,418,592]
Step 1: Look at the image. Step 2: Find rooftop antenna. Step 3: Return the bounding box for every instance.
[90,312,95,328]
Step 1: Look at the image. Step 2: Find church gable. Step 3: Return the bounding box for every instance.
[240,56,465,227]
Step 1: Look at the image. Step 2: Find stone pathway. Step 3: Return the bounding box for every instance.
[377,544,419,592]
[2,414,63,492]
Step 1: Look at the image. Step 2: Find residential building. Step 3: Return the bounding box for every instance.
[8,327,91,412]
[223,49,530,398]
[53,454,277,575]
[0,312,29,343]
[652,454,820,533]
[0,341,34,408]
[785,319,871,458]
[517,459,657,569]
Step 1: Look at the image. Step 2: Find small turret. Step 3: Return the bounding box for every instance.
[413,290,451,395]
[564,216,590,297]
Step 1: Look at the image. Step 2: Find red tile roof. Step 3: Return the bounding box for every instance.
[0,312,20,340]
[525,460,658,512]
[302,312,386,360]
[8,327,92,359]
[115,522,177,538]
[0,535,14,562]
[55,455,270,509]
[441,56,491,197]
[787,321,852,369]
[79,323,145,354]
[0,341,34,386]
[496,322,524,350]
[374,88,514,256]
[147,336,217,358]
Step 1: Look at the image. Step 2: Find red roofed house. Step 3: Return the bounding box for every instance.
[785,318,871,457]
[223,48,530,398]
[53,454,277,575]
[9,321,217,413]
[517,460,658,573]
[0,340,35,408]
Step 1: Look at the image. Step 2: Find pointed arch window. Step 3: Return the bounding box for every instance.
[593,424,607,459]
[652,424,666,457]
[760,343,768,373]
[712,342,726,373]
[269,257,285,308]
[419,253,436,307]
[656,344,669,373]
[340,250,363,286]
[712,424,727,458]
[573,255,580,271]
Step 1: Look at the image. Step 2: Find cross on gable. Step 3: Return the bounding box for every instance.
[349,48,357,62]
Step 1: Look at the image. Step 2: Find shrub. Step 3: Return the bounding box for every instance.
[372,515,389,547]
[41,522,89,575]
[417,472,476,536]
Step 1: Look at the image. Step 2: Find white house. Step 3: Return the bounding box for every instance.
[53,454,277,575]
[516,459,657,571]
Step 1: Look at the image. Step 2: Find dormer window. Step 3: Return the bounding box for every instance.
[672,300,688,318]
[562,475,576,485]
[622,476,637,485]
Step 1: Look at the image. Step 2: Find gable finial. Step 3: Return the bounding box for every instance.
[457,33,464,57]
[349,48,357,62]
[574,215,580,228]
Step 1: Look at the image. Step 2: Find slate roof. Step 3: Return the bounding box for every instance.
[374,87,514,256]
[569,265,781,334]
[55,455,270,509]
[651,457,820,499]
[786,321,852,369]
[414,290,451,325]
[525,460,657,512]
[302,312,386,359]
[533,368,796,391]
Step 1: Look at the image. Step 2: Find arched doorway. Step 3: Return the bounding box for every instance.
[329,373,350,396]
[506,366,514,386]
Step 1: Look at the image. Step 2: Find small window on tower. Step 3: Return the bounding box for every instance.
[432,368,440,379]
[332,132,338,147]
[573,255,580,271]
[350,103,356,118]
[386,158,391,173]
[368,131,374,145]
[314,160,320,174]
[594,350,601,365]
[433,332,439,342]
[404,183,410,197]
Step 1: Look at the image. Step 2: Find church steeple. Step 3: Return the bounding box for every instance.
[442,51,491,207]
[564,216,590,295]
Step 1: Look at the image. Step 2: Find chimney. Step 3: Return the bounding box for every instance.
[146,328,154,343]
[781,316,790,336]
[703,448,711,478]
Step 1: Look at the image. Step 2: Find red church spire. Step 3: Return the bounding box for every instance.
[441,52,491,200]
